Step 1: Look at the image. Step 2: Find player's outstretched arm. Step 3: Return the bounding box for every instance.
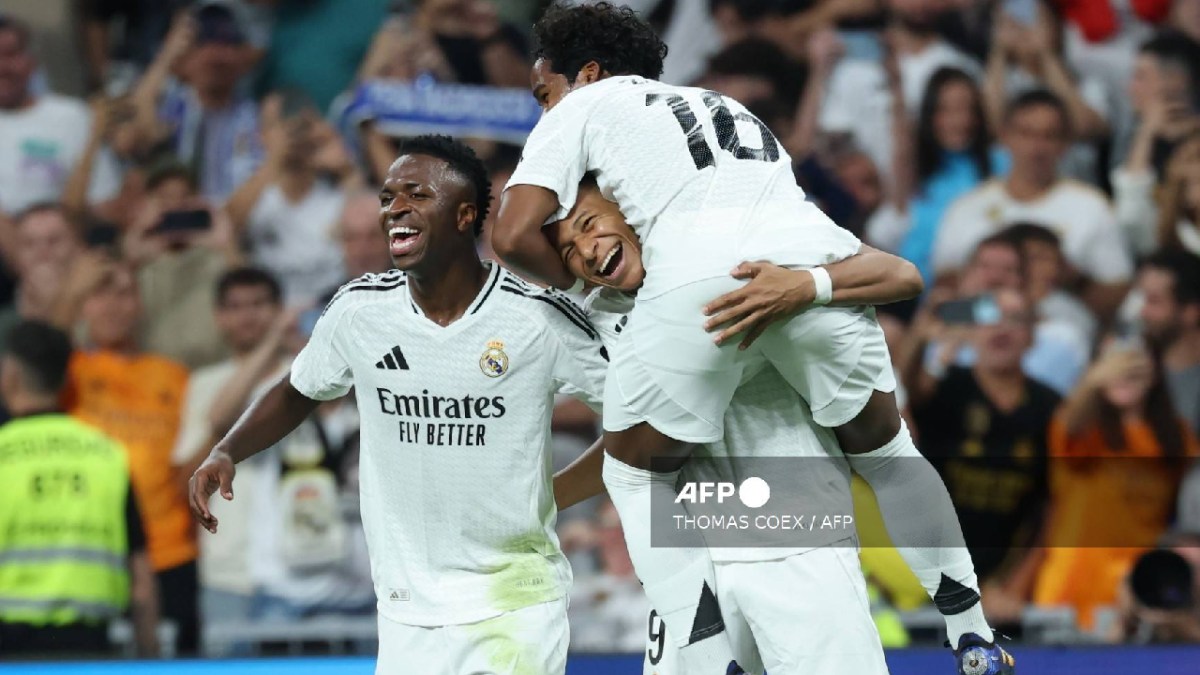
[703,245,923,348]
[492,185,578,290]
[553,438,607,510]
[189,372,320,533]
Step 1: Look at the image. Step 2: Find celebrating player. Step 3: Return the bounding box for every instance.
[188,135,610,674]
[492,3,1013,673]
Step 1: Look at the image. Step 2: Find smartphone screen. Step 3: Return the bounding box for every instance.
[156,209,212,234]
[935,294,1001,326]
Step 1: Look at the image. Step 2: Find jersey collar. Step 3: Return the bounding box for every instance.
[405,260,503,321]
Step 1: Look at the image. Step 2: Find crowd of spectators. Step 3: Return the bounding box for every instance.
[2,0,1200,659]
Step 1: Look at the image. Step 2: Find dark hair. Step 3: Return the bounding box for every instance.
[1139,30,1200,110]
[1004,89,1071,137]
[0,14,32,52]
[534,2,668,80]
[1096,349,1188,465]
[216,267,283,307]
[1142,249,1200,307]
[971,230,1024,261]
[997,221,1062,251]
[706,38,806,108]
[395,134,491,236]
[144,161,198,193]
[5,320,73,395]
[13,201,69,228]
[707,0,778,21]
[915,67,991,187]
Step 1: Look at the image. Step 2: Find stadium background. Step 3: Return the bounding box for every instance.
[3,0,1200,671]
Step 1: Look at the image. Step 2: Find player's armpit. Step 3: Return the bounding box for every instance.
[553,437,607,510]
[493,185,577,289]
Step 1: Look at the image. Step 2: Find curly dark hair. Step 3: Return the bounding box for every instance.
[533,2,668,81]
[396,135,491,236]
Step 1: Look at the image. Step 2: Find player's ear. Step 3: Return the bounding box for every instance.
[456,202,477,235]
[575,61,602,86]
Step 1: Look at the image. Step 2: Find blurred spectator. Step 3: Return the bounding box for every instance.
[0,15,121,219]
[1033,340,1197,631]
[901,287,1055,629]
[168,268,281,635]
[0,321,158,657]
[227,93,357,308]
[334,190,392,282]
[61,94,152,229]
[983,1,1112,184]
[1156,136,1200,256]
[126,163,240,370]
[0,205,84,356]
[1002,222,1098,362]
[818,0,980,183]
[868,66,997,282]
[1137,250,1200,432]
[255,0,385,113]
[62,259,197,654]
[129,4,262,203]
[1173,0,1200,42]
[933,90,1132,319]
[567,499,648,653]
[696,38,805,114]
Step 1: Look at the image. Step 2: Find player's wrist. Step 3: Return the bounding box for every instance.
[807,267,833,306]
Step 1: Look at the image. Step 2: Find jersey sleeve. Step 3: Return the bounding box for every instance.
[290,292,355,401]
[539,289,607,410]
[505,100,592,224]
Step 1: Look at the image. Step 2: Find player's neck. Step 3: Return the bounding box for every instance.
[408,256,490,327]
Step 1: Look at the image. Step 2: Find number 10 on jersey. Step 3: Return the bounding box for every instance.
[645,90,781,170]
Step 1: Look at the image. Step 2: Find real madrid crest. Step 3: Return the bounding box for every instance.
[480,339,509,378]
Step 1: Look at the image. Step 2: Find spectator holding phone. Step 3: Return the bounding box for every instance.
[124,163,239,370]
[900,286,1056,630]
[983,0,1112,183]
[1033,338,1198,632]
[1136,250,1200,433]
[1155,136,1200,256]
[226,91,358,308]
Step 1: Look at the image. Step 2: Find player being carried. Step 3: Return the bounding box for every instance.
[492,3,1014,674]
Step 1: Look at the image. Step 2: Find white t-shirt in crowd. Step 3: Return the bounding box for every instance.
[290,264,608,626]
[820,42,981,179]
[0,94,121,214]
[171,359,258,596]
[248,181,347,307]
[932,178,1133,283]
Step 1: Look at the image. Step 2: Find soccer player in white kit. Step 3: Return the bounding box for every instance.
[493,5,1015,674]
[188,136,611,674]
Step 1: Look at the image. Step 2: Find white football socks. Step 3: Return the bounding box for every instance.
[845,421,993,646]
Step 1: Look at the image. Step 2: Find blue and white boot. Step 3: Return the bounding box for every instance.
[953,633,1015,675]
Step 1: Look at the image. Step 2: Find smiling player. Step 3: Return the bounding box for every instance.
[189,135,609,674]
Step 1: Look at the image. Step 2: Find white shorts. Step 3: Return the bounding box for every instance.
[603,277,896,443]
[376,597,569,675]
[644,547,888,675]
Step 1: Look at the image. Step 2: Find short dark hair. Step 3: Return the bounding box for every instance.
[0,14,32,52]
[970,230,1025,270]
[395,134,491,236]
[534,2,668,81]
[216,267,283,307]
[5,320,73,395]
[998,222,1062,250]
[707,0,781,21]
[1004,89,1071,136]
[1143,249,1200,307]
[145,160,198,194]
[1139,30,1200,108]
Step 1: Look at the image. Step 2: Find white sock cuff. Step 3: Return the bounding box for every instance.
[602,452,679,487]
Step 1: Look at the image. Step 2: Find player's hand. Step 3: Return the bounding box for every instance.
[703,261,815,350]
[189,450,236,534]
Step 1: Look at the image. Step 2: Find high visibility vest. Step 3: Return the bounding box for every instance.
[0,414,130,626]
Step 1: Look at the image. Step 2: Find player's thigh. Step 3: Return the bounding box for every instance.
[726,548,889,675]
[453,598,569,675]
[758,306,896,429]
[604,278,755,445]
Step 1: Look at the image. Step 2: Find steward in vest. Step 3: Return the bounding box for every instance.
[0,321,159,657]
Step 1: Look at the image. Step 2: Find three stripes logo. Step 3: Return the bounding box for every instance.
[375,346,409,370]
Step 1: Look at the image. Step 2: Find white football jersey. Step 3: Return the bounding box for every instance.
[507,76,862,299]
[290,262,607,626]
[585,289,855,563]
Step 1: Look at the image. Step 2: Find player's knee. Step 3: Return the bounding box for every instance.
[835,390,902,455]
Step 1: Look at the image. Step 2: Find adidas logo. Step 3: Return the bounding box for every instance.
[375,346,409,370]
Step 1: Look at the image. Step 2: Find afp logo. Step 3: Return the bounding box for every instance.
[675,477,770,508]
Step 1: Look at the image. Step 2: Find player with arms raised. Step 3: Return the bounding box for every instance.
[189,136,609,674]
[493,4,1013,674]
